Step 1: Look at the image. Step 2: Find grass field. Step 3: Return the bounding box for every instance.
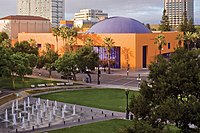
[47,119,180,133]
[0,77,59,90]
[48,119,132,133]
[37,88,138,112]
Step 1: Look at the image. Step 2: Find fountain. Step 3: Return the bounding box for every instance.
[63,104,67,112]
[49,111,52,123]
[38,98,41,105]
[4,109,9,122]
[36,112,40,126]
[27,112,30,123]
[21,117,25,129]
[0,98,89,132]
[27,97,30,108]
[12,102,15,115]
[15,99,19,110]
[23,100,27,113]
[53,106,56,120]
[46,99,49,108]
[72,105,76,116]
[31,104,34,116]
[61,108,65,119]
[12,114,17,126]
[35,101,38,110]
[54,101,57,110]
[19,112,22,118]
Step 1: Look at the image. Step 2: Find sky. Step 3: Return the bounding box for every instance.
[0,0,199,24]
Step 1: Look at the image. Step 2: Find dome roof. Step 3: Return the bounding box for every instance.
[87,17,151,34]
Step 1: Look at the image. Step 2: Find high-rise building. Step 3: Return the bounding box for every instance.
[74,9,108,22]
[17,0,65,27]
[164,0,194,26]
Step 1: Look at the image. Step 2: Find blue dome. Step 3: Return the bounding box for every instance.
[87,17,151,34]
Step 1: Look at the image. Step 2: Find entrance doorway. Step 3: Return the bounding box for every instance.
[142,46,147,68]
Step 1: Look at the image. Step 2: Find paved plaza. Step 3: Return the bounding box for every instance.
[0,97,124,133]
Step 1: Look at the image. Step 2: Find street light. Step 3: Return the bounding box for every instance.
[136,74,142,88]
[125,89,129,119]
[97,47,101,85]
[97,65,100,85]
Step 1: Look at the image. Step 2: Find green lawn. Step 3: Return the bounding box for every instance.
[48,119,132,133]
[37,89,138,112]
[47,119,180,133]
[0,77,59,90]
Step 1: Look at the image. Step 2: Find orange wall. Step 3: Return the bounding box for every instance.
[18,32,182,69]
[135,32,182,69]
[77,34,137,69]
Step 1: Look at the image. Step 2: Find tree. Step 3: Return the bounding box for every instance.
[158,10,171,32]
[60,26,69,46]
[154,34,166,55]
[76,45,99,73]
[129,48,200,132]
[176,34,184,47]
[120,120,161,133]
[0,44,13,77]
[191,32,199,49]
[184,32,193,50]
[55,52,77,80]
[0,32,9,43]
[84,37,94,46]
[122,47,133,71]
[52,27,60,53]
[9,52,34,88]
[103,37,115,74]
[146,24,151,30]
[13,41,39,56]
[39,43,59,78]
[1,39,11,48]
[66,27,78,52]
[178,13,196,33]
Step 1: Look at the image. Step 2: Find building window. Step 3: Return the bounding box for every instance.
[168,42,171,49]
[37,44,42,48]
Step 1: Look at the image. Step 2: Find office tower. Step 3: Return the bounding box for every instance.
[164,0,194,26]
[17,0,65,27]
[74,9,108,22]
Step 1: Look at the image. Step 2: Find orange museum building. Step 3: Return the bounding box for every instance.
[18,17,182,69]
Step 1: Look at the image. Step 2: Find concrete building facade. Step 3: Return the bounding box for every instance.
[17,0,65,27]
[164,0,194,26]
[74,9,108,22]
[0,15,51,39]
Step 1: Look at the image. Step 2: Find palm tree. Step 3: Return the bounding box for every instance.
[66,27,78,52]
[191,32,199,49]
[28,38,37,46]
[103,37,115,74]
[60,26,69,46]
[52,27,60,53]
[84,37,94,46]
[175,34,183,47]
[154,34,166,55]
[184,32,193,51]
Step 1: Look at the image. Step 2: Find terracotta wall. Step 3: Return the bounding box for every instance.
[18,32,183,69]
[135,32,183,69]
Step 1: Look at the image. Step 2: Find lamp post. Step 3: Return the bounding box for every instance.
[126,64,130,77]
[97,47,101,85]
[97,65,100,85]
[125,89,129,119]
[136,74,142,88]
